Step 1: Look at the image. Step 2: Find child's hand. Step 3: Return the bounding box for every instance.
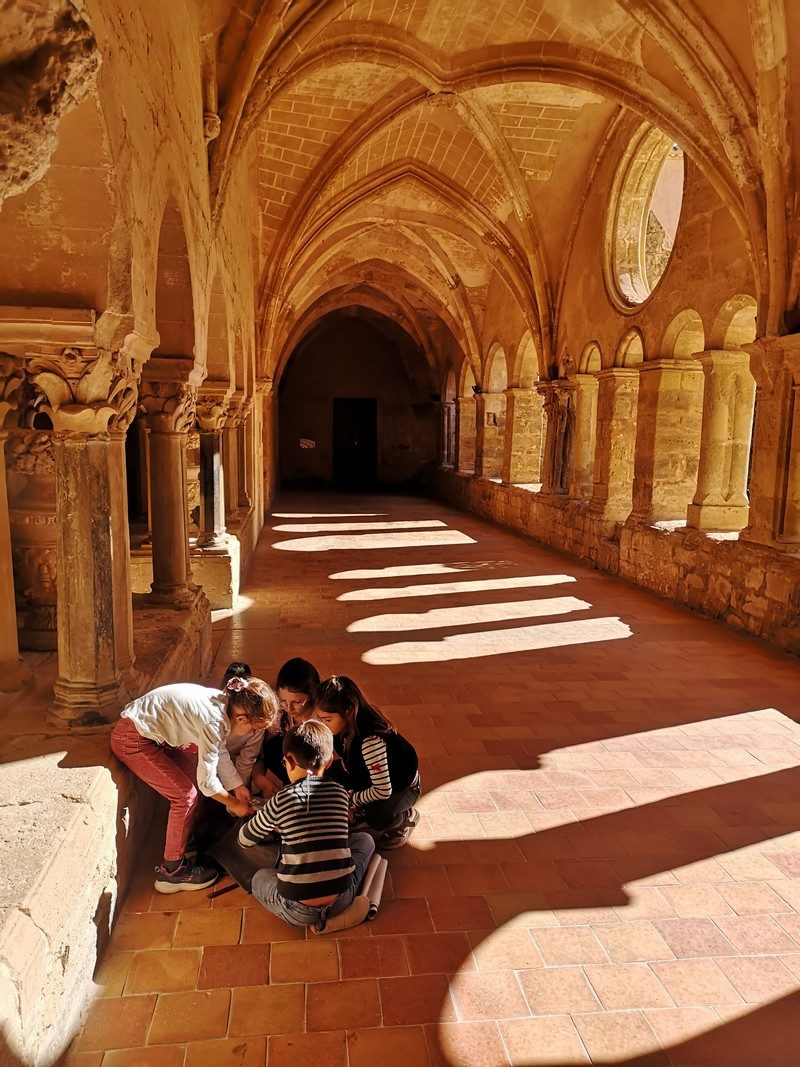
[233,784,252,805]
[228,797,255,818]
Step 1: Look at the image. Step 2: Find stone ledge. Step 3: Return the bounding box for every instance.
[0,593,211,1065]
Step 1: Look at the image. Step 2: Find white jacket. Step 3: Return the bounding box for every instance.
[121,682,240,796]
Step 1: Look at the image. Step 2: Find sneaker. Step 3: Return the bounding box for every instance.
[154,861,219,894]
[378,807,420,850]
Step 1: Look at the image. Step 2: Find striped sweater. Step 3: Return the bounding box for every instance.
[238,776,354,900]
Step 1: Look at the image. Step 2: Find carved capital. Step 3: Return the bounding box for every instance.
[224,391,247,429]
[255,378,273,399]
[7,430,55,476]
[28,344,140,436]
[0,353,24,428]
[138,380,197,434]
[196,383,231,432]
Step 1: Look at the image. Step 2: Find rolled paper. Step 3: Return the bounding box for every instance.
[365,856,388,920]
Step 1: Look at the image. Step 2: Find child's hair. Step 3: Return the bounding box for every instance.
[275,657,320,696]
[227,678,280,729]
[221,662,252,689]
[275,658,320,733]
[283,719,334,771]
[313,675,393,755]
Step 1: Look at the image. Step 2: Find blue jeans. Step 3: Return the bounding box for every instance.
[251,832,375,929]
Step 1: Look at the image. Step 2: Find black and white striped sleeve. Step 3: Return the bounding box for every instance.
[352,735,393,805]
[238,793,280,846]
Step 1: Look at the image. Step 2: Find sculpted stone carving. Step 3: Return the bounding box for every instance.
[138,380,197,434]
[196,390,231,433]
[28,345,140,435]
[0,354,25,427]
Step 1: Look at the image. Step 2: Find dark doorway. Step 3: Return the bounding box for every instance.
[332,397,378,489]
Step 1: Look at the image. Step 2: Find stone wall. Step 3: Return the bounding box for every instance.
[432,470,800,655]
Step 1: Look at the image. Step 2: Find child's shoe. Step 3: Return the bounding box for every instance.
[379,807,420,850]
[154,860,218,894]
[312,894,370,934]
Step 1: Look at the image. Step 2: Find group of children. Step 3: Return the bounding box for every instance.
[109,660,420,931]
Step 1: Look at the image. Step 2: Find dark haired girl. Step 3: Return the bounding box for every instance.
[313,675,420,849]
[252,658,320,798]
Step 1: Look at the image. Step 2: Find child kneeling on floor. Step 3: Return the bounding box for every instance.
[314,675,421,849]
[238,719,375,930]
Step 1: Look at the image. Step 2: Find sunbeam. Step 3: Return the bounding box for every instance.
[330,562,478,580]
[338,573,576,601]
[271,519,447,533]
[271,511,388,518]
[347,596,592,633]
[272,530,477,552]
[362,615,632,663]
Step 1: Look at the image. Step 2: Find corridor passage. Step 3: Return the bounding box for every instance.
[72,496,800,1066]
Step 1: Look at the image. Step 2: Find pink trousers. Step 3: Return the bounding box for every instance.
[111,717,199,862]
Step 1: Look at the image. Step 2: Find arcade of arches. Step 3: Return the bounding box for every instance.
[2,0,800,1063]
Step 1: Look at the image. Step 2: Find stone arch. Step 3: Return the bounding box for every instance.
[512,331,541,388]
[662,309,705,359]
[206,270,233,383]
[153,197,197,367]
[709,294,758,349]
[579,342,602,374]
[614,328,645,368]
[484,344,509,394]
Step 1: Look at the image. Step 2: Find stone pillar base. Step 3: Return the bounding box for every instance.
[190,534,241,609]
[686,502,748,532]
[147,584,197,609]
[49,676,126,728]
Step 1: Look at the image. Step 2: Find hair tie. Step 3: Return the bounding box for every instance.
[225,677,247,692]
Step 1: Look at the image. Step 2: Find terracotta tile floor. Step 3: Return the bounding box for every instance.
[68,494,800,1066]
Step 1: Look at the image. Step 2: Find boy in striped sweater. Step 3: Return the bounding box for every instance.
[238,719,375,929]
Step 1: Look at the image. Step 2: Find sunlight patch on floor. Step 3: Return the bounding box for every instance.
[347,596,592,633]
[338,573,577,601]
[330,563,480,580]
[362,616,632,664]
[272,530,477,551]
[271,519,447,533]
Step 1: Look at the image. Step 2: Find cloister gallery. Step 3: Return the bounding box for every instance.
[1,1,800,1065]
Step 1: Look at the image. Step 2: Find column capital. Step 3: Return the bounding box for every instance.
[224,390,246,429]
[255,378,273,399]
[596,366,640,381]
[139,379,197,434]
[196,381,232,432]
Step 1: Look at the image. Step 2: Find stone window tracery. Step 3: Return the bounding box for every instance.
[606,125,685,307]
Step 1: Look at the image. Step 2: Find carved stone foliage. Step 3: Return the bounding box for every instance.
[7,430,57,651]
[28,345,140,435]
[138,381,197,434]
[7,430,55,477]
[196,390,230,433]
[0,353,24,427]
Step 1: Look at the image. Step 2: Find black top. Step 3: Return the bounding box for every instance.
[337,709,418,796]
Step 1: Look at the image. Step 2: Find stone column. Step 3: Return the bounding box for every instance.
[501,387,544,485]
[0,356,28,690]
[455,396,476,473]
[743,335,800,549]
[629,359,704,524]
[238,399,253,510]
[139,378,196,606]
[537,379,575,495]
[687,350,756,532]
[589,368,639,522]
[196,387,230,548]
[28,341,143,725]
[569,373,600,500]
[223,395,243,523]
[475,391,506,479]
